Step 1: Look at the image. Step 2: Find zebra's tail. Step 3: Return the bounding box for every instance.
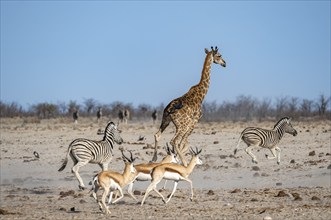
[233,133,243,155]
[58,145,72,172]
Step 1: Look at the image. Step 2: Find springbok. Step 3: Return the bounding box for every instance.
[127,144,178,200]
[94,151,136,215]
[141,147,202,206]
[91,144,178,203]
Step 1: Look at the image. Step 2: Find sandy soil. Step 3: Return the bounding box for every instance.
[1,117,330,219]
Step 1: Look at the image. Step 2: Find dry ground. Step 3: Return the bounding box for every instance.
[1,117,330,219]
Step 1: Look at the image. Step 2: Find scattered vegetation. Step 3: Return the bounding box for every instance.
[0,94,330,122]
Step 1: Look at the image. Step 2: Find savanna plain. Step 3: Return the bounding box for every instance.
[0,117,330,219]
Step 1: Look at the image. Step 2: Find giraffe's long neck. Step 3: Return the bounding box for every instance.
[196,52,213,102]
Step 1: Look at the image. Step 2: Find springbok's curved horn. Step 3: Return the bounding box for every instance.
[166,143,170,155]
[129,150,137,162]
[189,147,194,155]
[129,151,133,162]
[121,150,130,162]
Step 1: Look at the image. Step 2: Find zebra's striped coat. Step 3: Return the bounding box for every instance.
[234,117,297,164]
[58,121,123,189]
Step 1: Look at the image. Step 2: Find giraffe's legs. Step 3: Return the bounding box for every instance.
[154,129,162,149]
[179,138,190,159]
[179,116,199,156]
[179,125,195,155]
[170,125,190,166]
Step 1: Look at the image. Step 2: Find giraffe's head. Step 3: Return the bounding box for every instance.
[205,46,226,67]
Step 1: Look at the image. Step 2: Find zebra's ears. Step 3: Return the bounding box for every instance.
[108,121,116,127]
[288,117,292,122]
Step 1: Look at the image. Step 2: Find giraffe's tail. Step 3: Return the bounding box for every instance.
[159,99,183,133]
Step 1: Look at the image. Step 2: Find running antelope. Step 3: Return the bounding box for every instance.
[91,144,178,203]
[127,144,178,200]
[93,151,136,215]
[141,147,202,206]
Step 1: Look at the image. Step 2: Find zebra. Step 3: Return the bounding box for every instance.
[234,117,297,165]
[72,109,79,124]
[58,121,123,189]
[151,110,157,124]
[118,109,130,124]
[96,107,102,123]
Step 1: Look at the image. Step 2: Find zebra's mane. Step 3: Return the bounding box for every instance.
[103,121,115,141]
[273,117,290,129]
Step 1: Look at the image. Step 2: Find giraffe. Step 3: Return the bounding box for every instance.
[154,46,226,166]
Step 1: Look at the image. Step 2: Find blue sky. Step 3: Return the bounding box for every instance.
[1,1,330,109]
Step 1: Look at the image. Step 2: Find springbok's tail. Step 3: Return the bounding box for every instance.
[58,145,72,172]
[89,174,99,194]
[233,133,243,155]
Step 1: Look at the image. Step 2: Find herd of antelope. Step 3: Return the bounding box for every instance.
[58,46,298,215]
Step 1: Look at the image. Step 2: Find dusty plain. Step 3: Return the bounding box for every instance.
[0,117,330,219]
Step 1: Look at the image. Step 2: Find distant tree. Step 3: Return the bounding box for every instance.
[136,103,152,119]
[288,97,299,118]
[83,98,97,116]
[57,101,67,116]
[217,101,235,121]
[275,96,289,118]
[0,101,24,117]
[300,99,314,117]
[202,101,218,121]
[3,94,331,121]
[32,102,59,118]
[316,94,330,116]
[235,95,257,121]
[256,98,272,121]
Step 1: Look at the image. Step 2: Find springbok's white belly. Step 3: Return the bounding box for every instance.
[136,172,152,181]
[108,179,120,191]
[163,172,182,181]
